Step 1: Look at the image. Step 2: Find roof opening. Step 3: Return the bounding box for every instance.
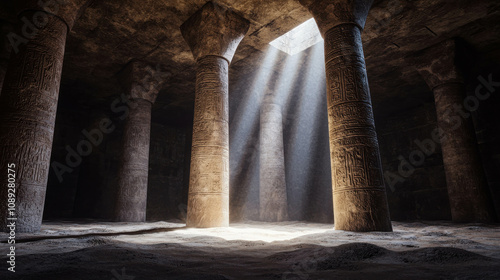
[269,18,323,56]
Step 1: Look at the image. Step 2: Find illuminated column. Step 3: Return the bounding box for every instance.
[181,2,249,227]
[259,95,288,222]
[414,40,494,222]
[114,62,165,222]
[299,0,392,232]
[0,0,91,232]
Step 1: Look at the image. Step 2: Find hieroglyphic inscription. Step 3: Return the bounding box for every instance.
[0,15,68,232]
[332,145,384,190]
[321,23,392,231]
[189,148,229,194]
[181,1,248,227]
[327,65,370,107]
[191,120,229,148]
[187,56,230,227]
[194,56,229,122]
[115,97,153,222]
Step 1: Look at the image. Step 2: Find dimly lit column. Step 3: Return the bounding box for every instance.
[414,40,494,222]
[114,62,166,222]
[299,0,392,232]
[259,95,288,222]
[180,2,249,227]
[0,0,91,232]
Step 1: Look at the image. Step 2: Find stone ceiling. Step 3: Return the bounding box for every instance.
[0,0,499,124]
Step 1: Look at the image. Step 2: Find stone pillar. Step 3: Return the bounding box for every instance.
[414,40,494,222]
[0,0,91,232]
[180,2,249,227]
[299,0,392,232]
[114,61,166,222]
[259,95,288,222]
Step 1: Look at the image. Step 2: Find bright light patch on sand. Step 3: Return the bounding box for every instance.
[179,225,330,242]
[269,18,323,55]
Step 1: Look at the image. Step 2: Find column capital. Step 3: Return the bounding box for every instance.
[119,61,169,104]
[180,1,250,63]
[299,0,374,36]
[19,0,94,31]
[412,39,464,90]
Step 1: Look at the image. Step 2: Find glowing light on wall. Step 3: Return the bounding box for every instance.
[269,18,323,56]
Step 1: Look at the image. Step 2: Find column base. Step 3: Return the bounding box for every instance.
[333,189,393,232]
[186,193,229,228]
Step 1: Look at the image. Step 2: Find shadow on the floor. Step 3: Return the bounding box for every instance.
[2,226,187,244]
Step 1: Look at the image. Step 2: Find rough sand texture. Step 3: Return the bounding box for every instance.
[1,221,500,279]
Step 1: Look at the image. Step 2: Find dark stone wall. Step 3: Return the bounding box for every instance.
[44,90,190,221]
[465,51,500,220]
[45,91,123,220]
[71,107,122,220]
[374,43,500,222]
[146,123,188,221]
[44,91,89,219]
[375,101,451,221]
[0,20,14,91]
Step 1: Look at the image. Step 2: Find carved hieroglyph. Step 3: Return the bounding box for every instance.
[114,100,151,222]
[414,40,494,222]
[300,0,392,232]
[0,15,66,233]
[259,101,288,222]
[181,2,249,227]
[0,1,91,233]
[114,61,165,222]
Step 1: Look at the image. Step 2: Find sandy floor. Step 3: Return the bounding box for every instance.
[1,220,500,279]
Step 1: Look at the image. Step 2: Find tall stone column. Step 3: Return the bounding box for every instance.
[299,0,392,232]
[0,0,91,232]
[114,61,166,222]
[181,2,249,227]
[259,95,288,222]
[414,40,494,222]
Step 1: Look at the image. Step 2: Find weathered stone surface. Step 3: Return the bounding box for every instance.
[1,0,497,120]
[301,0,392,232]
[19,0,93,30]
[182,2,249,227]
[413,40,464,90]
[114,61,164,222]
[180,1,250,63]
[299,0,373,34]
[0,1,91,232]
[146,123,188,221]
[259,99,288,222]
[0,0,498,227]
[119,61,168,103]
[187,55,230,228]
[414,40,495,222]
